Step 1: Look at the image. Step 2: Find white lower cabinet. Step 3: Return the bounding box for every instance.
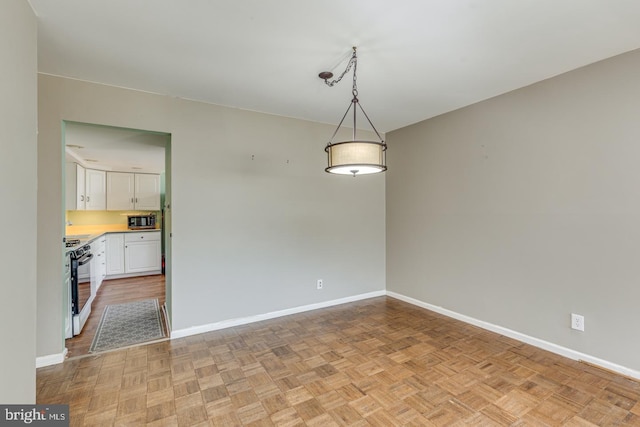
[105,231,161,277]
[91,236,107,291]
[106,233,125,275]
[125,232,162,273]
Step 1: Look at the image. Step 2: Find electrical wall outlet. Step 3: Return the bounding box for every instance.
[316,279,323,290]
[571,313,585,331]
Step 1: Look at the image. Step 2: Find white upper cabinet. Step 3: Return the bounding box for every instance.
[106,172,160,211]
[76,164,86,209]
[66,163,106,210]
[68,164,160,212]
[134,174,161,211]
[85,169,106,210]
[66,163,86,210]
[106,172,135,210]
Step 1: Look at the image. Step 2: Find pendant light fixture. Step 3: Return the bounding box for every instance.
[319,47,386,177]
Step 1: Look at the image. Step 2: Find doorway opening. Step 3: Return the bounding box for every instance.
[62,121,172,357]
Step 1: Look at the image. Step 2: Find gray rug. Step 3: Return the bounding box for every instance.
[89,299,165,353]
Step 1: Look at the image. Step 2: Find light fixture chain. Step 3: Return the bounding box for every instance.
[352,50,358,98]
[322,48,357,88]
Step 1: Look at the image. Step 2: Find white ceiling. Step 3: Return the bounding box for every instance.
[65,122,167,173]
[30,0,640,135]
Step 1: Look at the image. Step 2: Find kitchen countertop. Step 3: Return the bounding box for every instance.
[65,226,161,252]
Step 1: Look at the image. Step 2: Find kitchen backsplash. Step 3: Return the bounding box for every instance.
[66,210,160,226]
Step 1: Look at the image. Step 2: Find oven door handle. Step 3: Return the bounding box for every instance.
[78,253,93,266]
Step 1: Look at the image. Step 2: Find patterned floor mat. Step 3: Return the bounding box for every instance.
[89,298,165,353]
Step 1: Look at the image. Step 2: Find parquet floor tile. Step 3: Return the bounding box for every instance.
[38,296,640,425]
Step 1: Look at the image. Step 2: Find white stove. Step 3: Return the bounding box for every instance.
[65,238,81,248]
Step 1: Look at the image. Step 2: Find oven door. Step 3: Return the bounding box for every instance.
[76,253,93,310]
[71,252,93,335]
[64,253,73,339]
[77,253,91,283]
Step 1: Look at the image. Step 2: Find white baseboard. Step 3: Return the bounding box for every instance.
[387,291,640,381]
[171,290,386,339]
[36,348,68,368]
[44,289,637,380]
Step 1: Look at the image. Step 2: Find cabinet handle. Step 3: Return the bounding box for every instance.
[80,195,84,201]
[87,196,90,202]
[131,198,134,203]
[135,198,138,203]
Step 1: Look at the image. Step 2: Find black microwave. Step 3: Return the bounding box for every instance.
[128,214,157,230]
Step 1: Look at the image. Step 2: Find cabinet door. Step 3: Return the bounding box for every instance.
[106,233,125,275]
[65,163,86,210]
[85,169,106,210]
[134,174,161,211]
[107,172,135,210]
[125,232,161,273]
[96,237,106,289]
[76,164,86,210]
[90,240,100,297]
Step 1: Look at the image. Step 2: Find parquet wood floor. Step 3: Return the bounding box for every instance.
[65,275,167,358]
[39,297,640,426]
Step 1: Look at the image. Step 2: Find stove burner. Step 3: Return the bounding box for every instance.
[65,238,81,248]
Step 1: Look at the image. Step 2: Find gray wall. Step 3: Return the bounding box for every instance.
[0,0,37,402]
[387,48,640,372]
[37,75,385,357]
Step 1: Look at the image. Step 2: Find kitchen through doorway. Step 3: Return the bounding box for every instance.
[62,121,172,357]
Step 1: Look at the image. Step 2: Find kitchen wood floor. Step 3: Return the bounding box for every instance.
[38,297,640,426]
[65,275,167,358]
